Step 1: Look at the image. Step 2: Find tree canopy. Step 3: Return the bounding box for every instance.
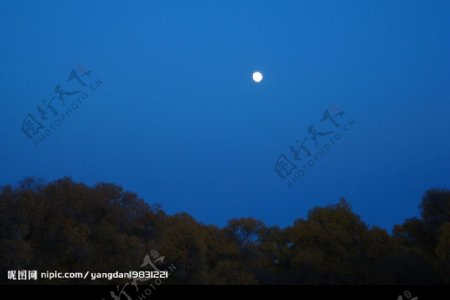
[1,178,449,284]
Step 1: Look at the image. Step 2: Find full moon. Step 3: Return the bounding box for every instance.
[252,71,263,83]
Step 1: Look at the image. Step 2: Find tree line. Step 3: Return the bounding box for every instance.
[1,177,449,284]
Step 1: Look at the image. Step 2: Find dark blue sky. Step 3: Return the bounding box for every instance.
[1,0,449,230]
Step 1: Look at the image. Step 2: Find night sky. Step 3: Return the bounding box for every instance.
[1,0,449,230]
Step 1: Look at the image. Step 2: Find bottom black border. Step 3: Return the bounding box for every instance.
[2,285,448,299]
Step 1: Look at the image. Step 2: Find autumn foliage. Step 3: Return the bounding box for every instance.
[1,178,449,284]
